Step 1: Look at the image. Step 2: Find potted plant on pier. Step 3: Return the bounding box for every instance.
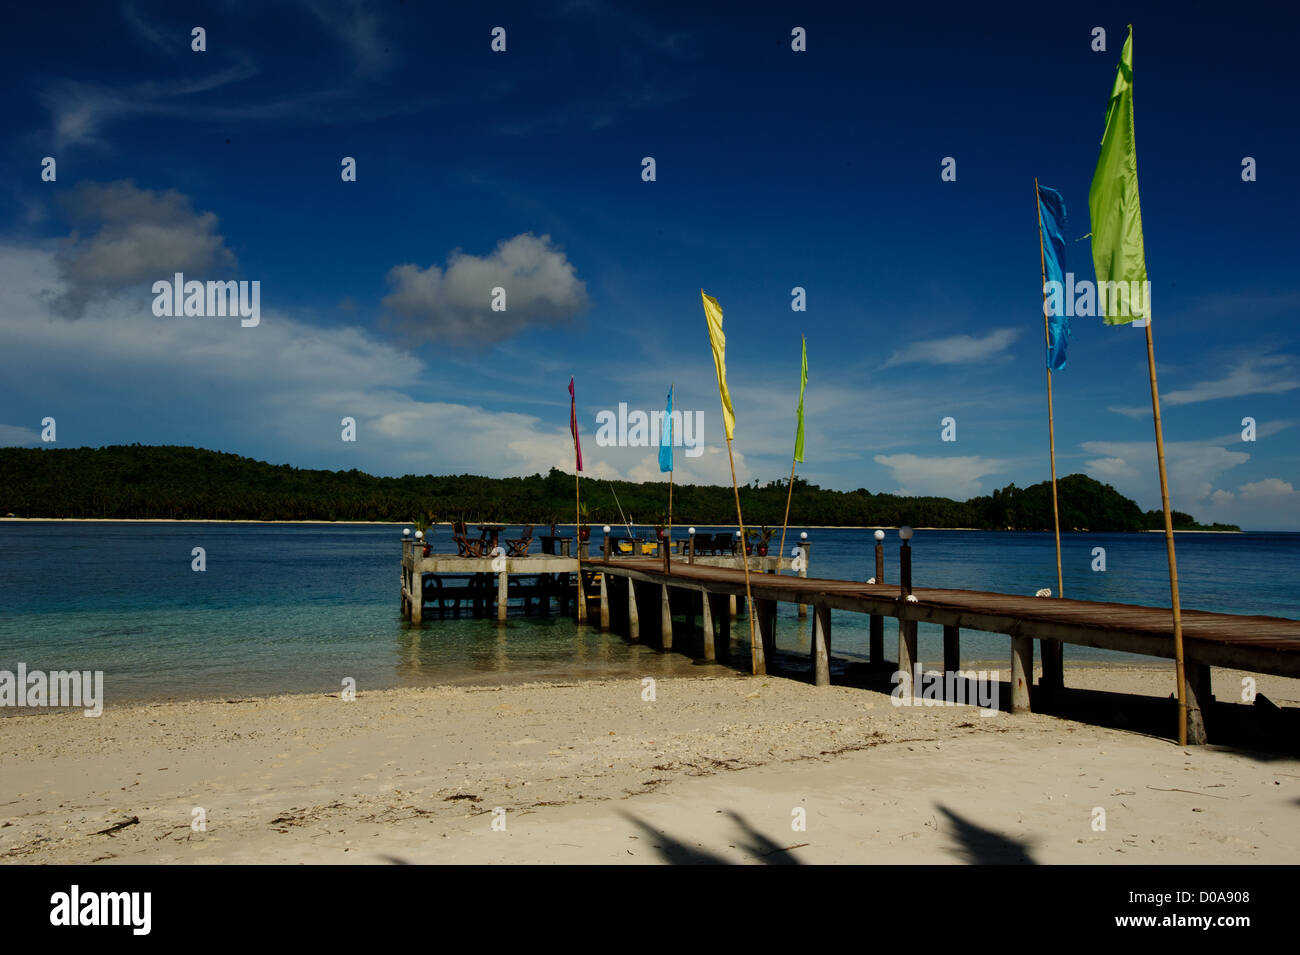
[578,503,591,542]
[654,512,668,542]
[742,528,757,556]
[758,525,774,557]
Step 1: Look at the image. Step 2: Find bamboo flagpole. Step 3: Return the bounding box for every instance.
[777,457,796,568]
[1035,179,1065,601]
[569,377,586,623]
[661,384,674,570]
[1089,25,1188,744]
[701,291,761,674]
[777,335,808,570]
[1145,320,1188,743]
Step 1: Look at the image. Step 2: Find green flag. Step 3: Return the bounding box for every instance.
[793,336,807,463]
[1089,24,1149,325]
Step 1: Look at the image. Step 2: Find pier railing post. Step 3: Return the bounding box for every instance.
[687,528,696,565]
[896,527,916,695]
[870,530,885,663]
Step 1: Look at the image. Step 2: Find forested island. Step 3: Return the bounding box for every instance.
[0,445,1239,532]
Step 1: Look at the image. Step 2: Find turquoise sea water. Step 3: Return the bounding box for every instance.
[0,522,1296,704]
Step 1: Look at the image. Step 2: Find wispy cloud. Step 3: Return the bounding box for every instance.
[1108,353,1299,417]
[38,1,418,150]
[883,328,1020,368]
[0,423,41,447]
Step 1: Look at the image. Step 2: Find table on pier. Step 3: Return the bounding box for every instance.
[477,524,506,549]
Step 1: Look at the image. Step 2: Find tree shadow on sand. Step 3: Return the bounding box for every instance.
[620,810,804,864]
[936,804,1037,864]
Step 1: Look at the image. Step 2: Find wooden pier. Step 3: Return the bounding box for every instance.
[399,533,1300,745]
[589,558,1300,744]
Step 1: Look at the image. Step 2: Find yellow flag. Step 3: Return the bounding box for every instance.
[700,290,735,440]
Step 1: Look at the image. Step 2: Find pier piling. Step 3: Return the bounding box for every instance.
[660,584,673,649]
[812,603,832,686]
[1010,633,1033,713]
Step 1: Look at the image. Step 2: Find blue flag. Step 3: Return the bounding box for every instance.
[1038,185,1070,370]
[658,385,673,472]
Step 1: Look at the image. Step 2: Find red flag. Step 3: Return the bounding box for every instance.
[569,377,583,472]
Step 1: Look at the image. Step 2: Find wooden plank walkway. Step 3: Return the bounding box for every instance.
[591,557,1300,743]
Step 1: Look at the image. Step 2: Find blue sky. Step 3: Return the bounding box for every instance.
[1,1,1297,528]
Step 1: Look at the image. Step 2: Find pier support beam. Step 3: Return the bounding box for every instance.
[661,584,673,650]
[729,594,737,619]
[497,569,508,622]
[1010,634,1033,714]
[1039,640,1064,705]
[684,597,697,655]
[701,591,716,661]
[410,570,423,624]
[811,603,831,686]
[869,616,883,663]
[627,578,640,641]
[599,572,609,630]
[943,625,960,674]
[1185,661,1212,745]
[713,594,730,659]
[897,618,917,693]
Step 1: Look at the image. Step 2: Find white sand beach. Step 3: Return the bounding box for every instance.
[2,666,1297,865]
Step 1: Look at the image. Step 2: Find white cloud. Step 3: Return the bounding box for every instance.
[1238,478,1295,501]
[51,181,236,317]
[873,453,1010,499]
[1084,456,1139,480]
[883,328,1019,368]
[1198,478,1298,530]
[1082,439,1250,508]
[382,233,589,345]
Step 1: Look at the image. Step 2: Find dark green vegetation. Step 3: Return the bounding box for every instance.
[0,445,1238,531]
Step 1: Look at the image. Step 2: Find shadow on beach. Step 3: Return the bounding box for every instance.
[619,810,803,865]
[935,804,1037,864]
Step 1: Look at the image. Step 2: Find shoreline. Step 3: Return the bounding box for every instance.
[0,517,1252,533]
[0,658,1185,718]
